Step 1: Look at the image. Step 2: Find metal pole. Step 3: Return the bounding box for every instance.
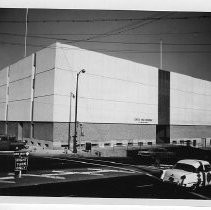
[24,8,28,57]
[5,67,9,135]
[73,69,85,153]
[160,39,163,69]
[68,93,73,150]
[18,170,22,178]
[73,73,79,153]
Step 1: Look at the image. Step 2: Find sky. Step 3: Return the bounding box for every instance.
[0,8,211,81]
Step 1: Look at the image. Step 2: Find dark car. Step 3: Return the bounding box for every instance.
[137,147,176,163]
[0,135,28,151]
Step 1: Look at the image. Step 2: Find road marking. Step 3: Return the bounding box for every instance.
[136,184,154,188]
[189,191,210,200]
[23,174,66,180]
[0,180,15,184]
[41,156,140,174]
[0,176,14,180]
[0,176,15,183]
[21,168,135,180]
[8,173,15,176]
[87,168,102,171]
[74,157,161,180]
[44,168,132,176]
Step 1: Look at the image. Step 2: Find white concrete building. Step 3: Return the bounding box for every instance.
[0,42,211,149]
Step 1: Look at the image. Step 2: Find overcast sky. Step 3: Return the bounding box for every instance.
[0,8,211,81]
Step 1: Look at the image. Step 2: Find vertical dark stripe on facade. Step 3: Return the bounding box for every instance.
[157,69,170,144]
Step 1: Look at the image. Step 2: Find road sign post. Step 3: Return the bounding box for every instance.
[14,151,29,178]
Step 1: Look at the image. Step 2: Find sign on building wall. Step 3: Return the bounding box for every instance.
[134,118,153,124]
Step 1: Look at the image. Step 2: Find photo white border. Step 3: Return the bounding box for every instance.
[0,0,211,208]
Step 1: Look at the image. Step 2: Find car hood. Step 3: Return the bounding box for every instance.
[163,169,192,180]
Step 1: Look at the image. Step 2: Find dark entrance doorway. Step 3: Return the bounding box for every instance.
[156,125,170,144]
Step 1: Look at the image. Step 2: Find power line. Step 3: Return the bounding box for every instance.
[0,15,211,23]
[5,30,209,37]
[36,31,211,36]
[65,13,161,45]
[0,13,178,50]
[1,41,211,54]
[66,12,175,45]
[2,32,211,46]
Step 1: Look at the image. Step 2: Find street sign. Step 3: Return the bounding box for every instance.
[14,151,29,157]
[14,151,29,178]
[15,157,28,171]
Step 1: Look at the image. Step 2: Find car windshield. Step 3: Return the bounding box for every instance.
[173,163,196,172]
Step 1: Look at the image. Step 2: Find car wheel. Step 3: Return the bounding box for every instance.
[191,184,199,191]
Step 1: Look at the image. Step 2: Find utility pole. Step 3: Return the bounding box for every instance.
[160,39,163,70]
[24,8,28,57]
[73,69,86,153]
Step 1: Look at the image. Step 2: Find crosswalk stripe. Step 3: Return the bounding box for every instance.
[0,180,15,183]
[0,176,14,180]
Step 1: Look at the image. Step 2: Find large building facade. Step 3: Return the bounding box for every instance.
[0,42,211,149]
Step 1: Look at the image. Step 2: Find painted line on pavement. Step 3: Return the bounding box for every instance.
[33,168,133,177]
[41,156,139,174]
[0,176,15,184]
[189,191,211,200]
[0,176,14,180]
[0,180,15,184]
[22,174,66,180]
[136,184,154,188]
[74,156,161,180]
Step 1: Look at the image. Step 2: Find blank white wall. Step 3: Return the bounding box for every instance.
[34,44,56,122]
[33,96,54,122]
[54,43,158,123]
[0,67,9,120]
[171,72,211,125]
[36,44,56,74]
[8,100,32,121]
[8,55,34,121]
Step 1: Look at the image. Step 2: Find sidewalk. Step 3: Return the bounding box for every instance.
[28,146,127,158]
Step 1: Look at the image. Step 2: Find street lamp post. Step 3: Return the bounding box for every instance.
[73,69,86,153]
[68,92,74,150]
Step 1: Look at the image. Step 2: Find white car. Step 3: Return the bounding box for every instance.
[161,159,211,190]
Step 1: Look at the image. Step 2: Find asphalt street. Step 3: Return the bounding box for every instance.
[0,150,211,199]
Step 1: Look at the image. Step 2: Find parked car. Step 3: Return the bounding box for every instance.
[137,147,175,163]
[161,159,211,190]
[0,135,28,151]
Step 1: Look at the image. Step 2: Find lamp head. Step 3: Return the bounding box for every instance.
[81,69,86,73]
